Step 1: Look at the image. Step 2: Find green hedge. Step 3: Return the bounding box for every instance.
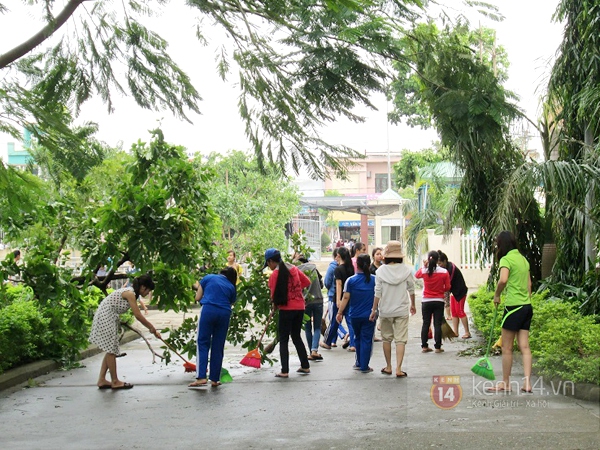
[0,300,51,372]
[469,287,600,385]
[0,284,107,374]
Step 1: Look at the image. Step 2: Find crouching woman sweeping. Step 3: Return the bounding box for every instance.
[189,267,238,388]
[90,274,161,390]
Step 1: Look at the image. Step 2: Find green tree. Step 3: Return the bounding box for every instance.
[389,20,543,281]
[393,145,448,189]
[0,0,429,179]
[548,0,600,279]
[201,150,300,259]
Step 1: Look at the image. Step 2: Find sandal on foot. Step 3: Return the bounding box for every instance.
[319,343,332,350]
[97,384,112,390]
[396,372,408,378]
[486,385,511,393]
[462,334,472,339]
[296,368,310,374]
[381,368,392,375]
[188,380,208,389]
[422,347,433,353]
[274,373,289,378]
[521,388,533,393]
[111,382,134,390]
[211,381,222,387]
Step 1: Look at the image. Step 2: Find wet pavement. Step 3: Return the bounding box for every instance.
[1,295,599,449]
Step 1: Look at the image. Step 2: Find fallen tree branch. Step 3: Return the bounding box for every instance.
[121,322,164,364]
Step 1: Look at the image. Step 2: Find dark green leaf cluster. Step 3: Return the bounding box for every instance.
[192,0,423,178]
[390,21,543,278]
[547,0,600,282]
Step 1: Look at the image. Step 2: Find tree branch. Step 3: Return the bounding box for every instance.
[0,0,87,69]
[121,322,164,364]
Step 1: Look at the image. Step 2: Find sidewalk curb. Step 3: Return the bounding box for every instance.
[509,348,599,403]
[0,330,141,392]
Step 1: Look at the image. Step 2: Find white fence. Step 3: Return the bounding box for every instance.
[426,228,491,288]
[291,217,322,261]
[460,233,492,270]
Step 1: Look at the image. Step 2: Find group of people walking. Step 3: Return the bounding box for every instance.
[89,231,533,394]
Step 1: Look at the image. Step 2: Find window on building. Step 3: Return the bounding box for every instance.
[7,142,15,153]
[375,173,388,193]
[381,226,401,243]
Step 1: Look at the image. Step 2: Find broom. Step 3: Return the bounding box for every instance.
[471,305,499,380]
[240,311,274,369]
[220,367,233,383]
[160,337,197,373]
[441,318,458,341]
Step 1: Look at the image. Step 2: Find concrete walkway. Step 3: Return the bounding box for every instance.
[0,296,598,449]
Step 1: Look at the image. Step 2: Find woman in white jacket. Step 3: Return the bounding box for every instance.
[369,241,415,378]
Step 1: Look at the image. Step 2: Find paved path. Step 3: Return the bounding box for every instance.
[0,296,598,449]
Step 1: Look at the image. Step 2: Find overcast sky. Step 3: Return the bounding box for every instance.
[1,1,563,162]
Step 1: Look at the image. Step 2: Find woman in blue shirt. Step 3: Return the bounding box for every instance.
[336,254,376,373]
[189,267,237,388]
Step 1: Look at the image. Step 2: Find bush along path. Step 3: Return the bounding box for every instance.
[468,286,600,401]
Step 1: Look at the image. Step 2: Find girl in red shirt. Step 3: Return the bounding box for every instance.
[265,248,312,378]
[415,250,450,353]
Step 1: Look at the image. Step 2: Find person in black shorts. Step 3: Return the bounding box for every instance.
[488,231,533,394]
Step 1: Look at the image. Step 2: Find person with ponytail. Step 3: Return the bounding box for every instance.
[487,231,533,393]
[90,274,160,389]
[415,251,450,353]
[437,250,471,339]
[264,248,311,378]
[334,246,356,351]
[336,254,376,372]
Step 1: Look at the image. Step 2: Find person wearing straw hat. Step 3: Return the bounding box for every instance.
[188,267,238,388]
[264,248,312,378]
[370,241,415,377]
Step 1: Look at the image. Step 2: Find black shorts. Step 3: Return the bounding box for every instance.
[501,304,533,331]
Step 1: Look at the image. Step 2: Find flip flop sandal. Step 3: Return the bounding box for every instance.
[211,381,222,387]
[188,381,208,389]
[274,373,289,378]
[396,372,408,378]
[111,382,134,390]
[97,385,112,389]
[381,368,392,375]
[486,385,511,393]
[296,368,311,374]
[462,334,472,339]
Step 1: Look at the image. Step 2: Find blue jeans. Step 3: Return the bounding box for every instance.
[324,297,348,345]
[196,305,231,382]
[350,316,375,371]
[304,301,324,352]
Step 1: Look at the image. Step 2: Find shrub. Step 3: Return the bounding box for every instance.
[532,316,600,384]
[469,286,600,385]
[0,284,35,309]
[321,232,331,251]
[0,300,51,373]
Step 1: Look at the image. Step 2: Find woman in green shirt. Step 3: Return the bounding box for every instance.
[488,231,533,393]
